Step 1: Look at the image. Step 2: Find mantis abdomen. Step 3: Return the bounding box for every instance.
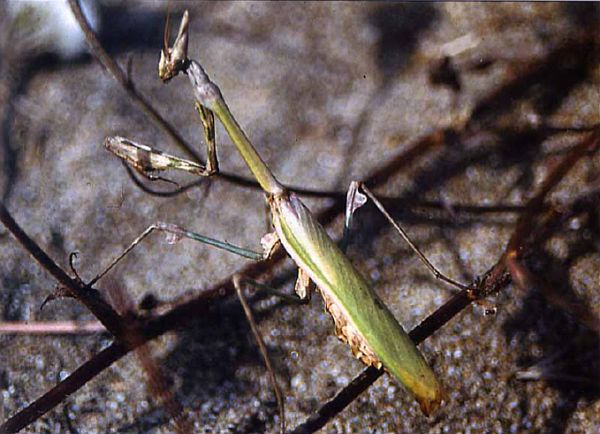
[270,192,443,414]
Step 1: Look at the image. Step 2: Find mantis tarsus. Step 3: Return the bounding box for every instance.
[101,10,471,431]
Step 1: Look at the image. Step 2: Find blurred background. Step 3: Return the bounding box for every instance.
[0,2,598,433]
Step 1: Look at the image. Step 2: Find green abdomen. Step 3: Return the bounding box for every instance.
[271,193,442,414]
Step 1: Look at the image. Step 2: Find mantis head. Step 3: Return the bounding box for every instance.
[158,9,190,82]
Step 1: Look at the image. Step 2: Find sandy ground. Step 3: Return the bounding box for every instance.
[0,2,598,433]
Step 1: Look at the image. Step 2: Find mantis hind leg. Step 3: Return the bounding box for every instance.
[345,181,470,292]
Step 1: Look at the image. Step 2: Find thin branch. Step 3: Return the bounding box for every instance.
[503,129,599,332]
[0,202,124,337]
[506,254,600,333]
[0,321,106,335]
[234,275,285,434]
[123,159,525,215]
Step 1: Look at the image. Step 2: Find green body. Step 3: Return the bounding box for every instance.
[189,59,443,414]
[270,193,442,414]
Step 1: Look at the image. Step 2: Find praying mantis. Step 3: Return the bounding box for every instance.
[100,10,471,431]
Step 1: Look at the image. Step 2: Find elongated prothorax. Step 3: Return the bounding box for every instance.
[185,61,285,196]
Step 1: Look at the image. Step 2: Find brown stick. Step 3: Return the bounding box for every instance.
[0,321,106,334]
[0,203,125,337]
[0,274,223,434]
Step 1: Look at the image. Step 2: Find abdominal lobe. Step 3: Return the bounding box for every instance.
[318,284,383,370]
